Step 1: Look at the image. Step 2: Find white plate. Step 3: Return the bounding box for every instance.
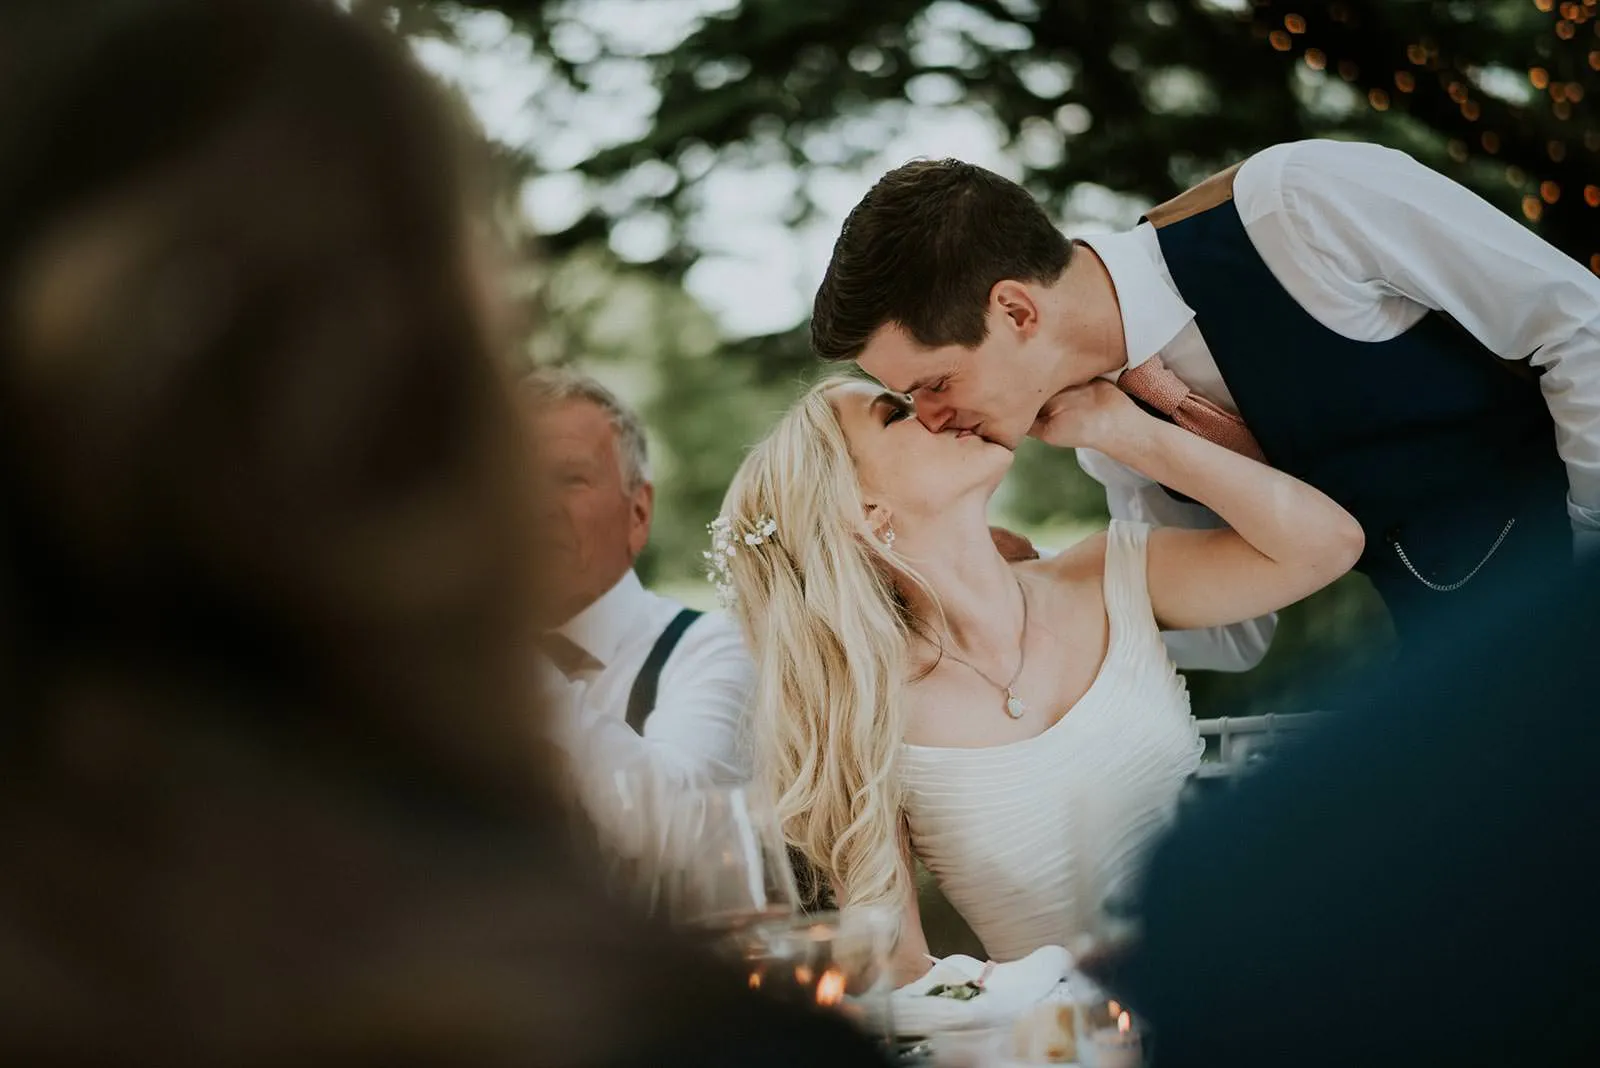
[892,945,1074,1036]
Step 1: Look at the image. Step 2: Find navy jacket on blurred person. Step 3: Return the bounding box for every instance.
[1101,558,1599,1067]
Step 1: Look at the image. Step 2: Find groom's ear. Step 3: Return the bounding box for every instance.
[990,280,1041,339]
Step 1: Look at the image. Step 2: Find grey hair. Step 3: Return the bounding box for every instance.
[521,367,652,490]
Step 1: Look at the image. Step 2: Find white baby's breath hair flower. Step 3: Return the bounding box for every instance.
[703,513,778,608]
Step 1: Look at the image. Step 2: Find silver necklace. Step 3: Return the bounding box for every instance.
[940,578,1030,719]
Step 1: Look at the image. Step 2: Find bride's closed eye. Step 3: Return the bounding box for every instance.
[879,393,914,425]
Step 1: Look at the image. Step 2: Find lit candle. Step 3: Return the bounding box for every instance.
[1080,1006,1143,1068]
[815,966,847,1007]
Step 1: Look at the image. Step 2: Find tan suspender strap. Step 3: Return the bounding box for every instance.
[1143,162,1244,230]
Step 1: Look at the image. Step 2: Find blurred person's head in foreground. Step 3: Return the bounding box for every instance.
[0,2,888,1065]
[0,0,537,789]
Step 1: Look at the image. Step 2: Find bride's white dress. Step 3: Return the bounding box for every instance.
[901,520,1202,962]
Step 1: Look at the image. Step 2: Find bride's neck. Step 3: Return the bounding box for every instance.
[895,502,1022,658]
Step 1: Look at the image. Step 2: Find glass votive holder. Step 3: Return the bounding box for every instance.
[734,907,897,1046]
[1076,996,1146,1068]
[927,1020,1013,1067]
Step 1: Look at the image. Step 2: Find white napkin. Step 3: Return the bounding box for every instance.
[892,945,1073,1036]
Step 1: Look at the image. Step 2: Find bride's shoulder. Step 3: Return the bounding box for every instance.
[1016,529,1108,585]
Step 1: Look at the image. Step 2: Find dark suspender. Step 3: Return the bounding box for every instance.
[624,608,702,735]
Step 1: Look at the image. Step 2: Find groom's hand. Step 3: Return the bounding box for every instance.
[990,526,1039,562]
[1029,379,1142,451]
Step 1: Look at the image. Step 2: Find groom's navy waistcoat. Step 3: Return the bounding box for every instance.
[1150,198,1567,629]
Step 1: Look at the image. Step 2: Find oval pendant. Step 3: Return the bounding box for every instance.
[1005,693,1026,719]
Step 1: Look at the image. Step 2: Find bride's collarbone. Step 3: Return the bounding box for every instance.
[901,589,1110,748]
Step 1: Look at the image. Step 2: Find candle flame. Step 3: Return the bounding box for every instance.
[748,972,761,990]
[1118,1010,1131,1034]
[815,967,847,1007]
[794,965,813,985]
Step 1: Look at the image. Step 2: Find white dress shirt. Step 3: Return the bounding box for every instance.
[1075,138,1600,668]
[540,570,754,800]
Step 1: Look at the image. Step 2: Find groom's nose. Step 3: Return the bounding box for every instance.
[915,396,952,432]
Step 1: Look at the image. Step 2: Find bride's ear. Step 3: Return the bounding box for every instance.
[864,504,895,547]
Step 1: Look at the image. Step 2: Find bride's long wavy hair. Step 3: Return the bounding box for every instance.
[719,376,937,918]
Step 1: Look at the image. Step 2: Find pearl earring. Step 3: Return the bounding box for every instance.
[882,526,896,549]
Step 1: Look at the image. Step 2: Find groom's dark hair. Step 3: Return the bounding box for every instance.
[811,159,1073,362]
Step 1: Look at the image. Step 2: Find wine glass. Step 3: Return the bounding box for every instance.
[597,763,678,916]
[662,784,800,936]
[739,907,899,1046]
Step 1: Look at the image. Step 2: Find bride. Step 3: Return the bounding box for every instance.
[712,374,1362,979]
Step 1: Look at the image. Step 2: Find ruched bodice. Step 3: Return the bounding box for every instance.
[902,520,1202,962]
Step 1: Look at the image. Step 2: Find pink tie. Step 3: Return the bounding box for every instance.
[1117,355,1266,463]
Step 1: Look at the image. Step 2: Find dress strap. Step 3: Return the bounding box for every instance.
[1101,520,1158,640]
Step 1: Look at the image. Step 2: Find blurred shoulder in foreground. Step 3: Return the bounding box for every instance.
[1103,556,1600,1067]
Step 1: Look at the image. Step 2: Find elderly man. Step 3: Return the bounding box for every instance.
[521,369,753,794]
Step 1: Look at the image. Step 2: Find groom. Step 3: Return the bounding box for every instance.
[809,139,1599,649]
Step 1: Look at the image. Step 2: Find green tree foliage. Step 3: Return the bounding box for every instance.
[458,0,1600,276]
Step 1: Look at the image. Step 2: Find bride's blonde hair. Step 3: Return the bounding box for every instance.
[718,376,933,916]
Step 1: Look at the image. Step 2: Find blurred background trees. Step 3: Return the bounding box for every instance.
[384,0,1597,714]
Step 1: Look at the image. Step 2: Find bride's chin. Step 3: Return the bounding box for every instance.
[982,449,1015,481]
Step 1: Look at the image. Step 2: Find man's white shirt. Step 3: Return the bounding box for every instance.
[539,569,753,799]
[1074,138,1600,669]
